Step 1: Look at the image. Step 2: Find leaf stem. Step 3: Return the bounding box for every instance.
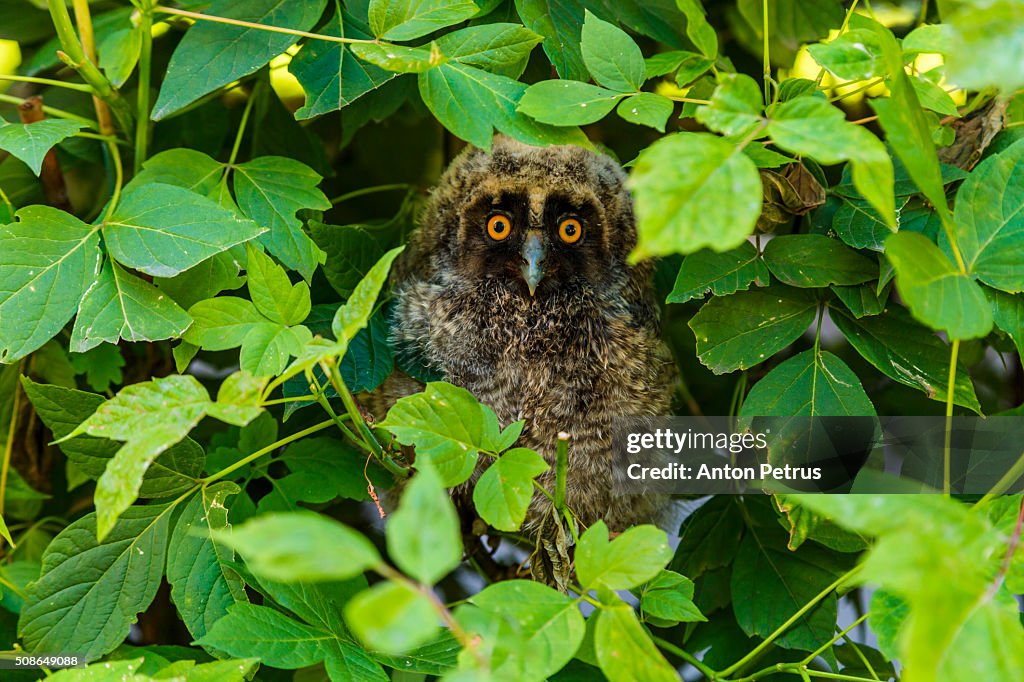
[554,432,568,513]
[665,95,712,105]
[800,613,869,666]
[761,0,771,104]
[202,419,335,484]
[650,635,718,680]
[153,5,378,44]
[719,566,860,678]
[975,450,1024,507]
[815,0,860,86]
[330,183,413,205]
[134,3,154,175]
[226,82,259,168]
[827,78,885,103]
[67,0,120,136]
[943,339,959,496]
[0,75,93,92]
[102,138,123,221]
[0,93,98,127]
[0,362,24,514]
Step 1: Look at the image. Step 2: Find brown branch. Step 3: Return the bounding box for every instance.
[17,97,73,212]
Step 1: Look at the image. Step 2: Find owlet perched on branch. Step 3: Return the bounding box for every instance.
[383,136,676,585]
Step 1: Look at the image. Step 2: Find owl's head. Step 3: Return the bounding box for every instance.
[417,136,641,299]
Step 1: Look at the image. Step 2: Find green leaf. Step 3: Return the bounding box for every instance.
[470,580,586,679]
[830,306,982,412]
[244,245,311,326]
[988,288,1024,358]
[104,183,265,278]
[387,464,462,584]
[155,251,246,311]
[768,97,894,227]
[581,10,645,92]
[885,231,993,339]
[155,658,260,682]
[675,0,718,58]
[423,63,589,148]
[945,0,1024,94]
[341,311,395,394]
[280,437,384,501]
[351,42,443,73]
[20,377,203,496]
[615,92,674,131]
[311,222,387,298]
[807,28,883,80]
[666,242,769,303]
[291,8,398,119]
[333,246,405,345]
[368,0,479,41]
[0,118,85,175]
[910,75,960,116]
[514,0,587,80]
[212,511,382,582]
[152,0,329,119]
[640,570,706,624]
[952,138,1024,293]
[371,632,460,675]
[763,234,877,288]
[831,195,894,251]
[379,382,487,486]
[594,595,678,682]
[644,50,713,84]
[629,132,762,259]
[576,521,672,590]
[19,504,172,661]
[196,602,328,669]
[435,23,543,76]
[831,283,888,318]
[70,258,192,352]
[473,448,549,531]
[695,73,763,137]
[132,149,226,196]
[0,511,12,547]
[98,25,142,88]
[731,503,842,652]
[689,285,818,374]
[0,206,102,362]
[167,482,247,644]
[345,580,439,654]
[740,349,876,416]
[737,0,843,65]
[184,297,266,350]
[518,80,623,126]
[232,157,330,282]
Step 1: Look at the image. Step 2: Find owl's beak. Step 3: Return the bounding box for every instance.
[520,232,546,297]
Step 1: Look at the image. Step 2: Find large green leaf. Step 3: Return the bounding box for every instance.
[19,504,173,661]
[952,139,1024,293]
[132,148,226,196]
[514,0,587,80]
[695,73,763,137]
[473,448,548,531]
[830,306,981,413]
[0,206,101,362]
[167,482,247,644]
[184,297,266,350]
[232,157,330,282]
[310,222,386,298]
[387,464,462,584]
[768,97,894,227]
[988,288,1024,358]
[740,349,876,416]
[435,22,543,76]
[291,7,398,119]
[379,382,488,486]
[616,92,674,131]
[155,251,245,311]
[885,231,993,340]
[345,580,439,654]
[807,28,883,80]
[763,234,876,288]
[333,245,404,344]
[518,80,623,126]
[581,10,645,92]
[196,603,329,669]
[594,595,678,682]
[576,521,672,590]
[0,118,85,175]
[367,0,479,41]
[675,0,718,57]
[104,183,265,278]
[212,511,382,582]
[152,0,329,119]
[667,241,769,303]
[20,378,203,496]
[737,0,843,64]
[629,132,762,259]
[421,61,588,149]
[689,285,818,374]
[70,258,192,352]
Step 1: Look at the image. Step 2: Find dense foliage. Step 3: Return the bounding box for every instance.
[0,0,1022,680]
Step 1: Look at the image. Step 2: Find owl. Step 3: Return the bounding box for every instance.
[382,136,676,584]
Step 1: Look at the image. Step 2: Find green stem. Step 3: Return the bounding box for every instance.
[134,4,154,175]
[153,5,377,44]
[203,419,335,485]
[815,0,860,85]
[976,450,1024,507]
[0,93,98,127]
[665,95,712,105]
[650,635,717,680]
[0,186,13,218]
[944,339,959,496]
[841,638,881,681]
[761,0,771,105]
[0,75,92,92]
[0,361,23,514]
[827,77,884,103]
[101,138,123,222]
[555,432,568,513]
[719,567,860,678]
[330,183,413,205]
[801,613,869,666]
[226,83,259,168]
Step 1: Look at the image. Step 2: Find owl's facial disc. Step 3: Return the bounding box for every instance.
[520,231,545,296]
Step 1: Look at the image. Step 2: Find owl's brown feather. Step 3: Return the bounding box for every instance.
[380,137,676,578]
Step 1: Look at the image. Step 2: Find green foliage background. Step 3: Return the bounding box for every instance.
[0,0,1023,681]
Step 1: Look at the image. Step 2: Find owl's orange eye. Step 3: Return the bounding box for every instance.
[487,214,512,241]
[558,217,583,244]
